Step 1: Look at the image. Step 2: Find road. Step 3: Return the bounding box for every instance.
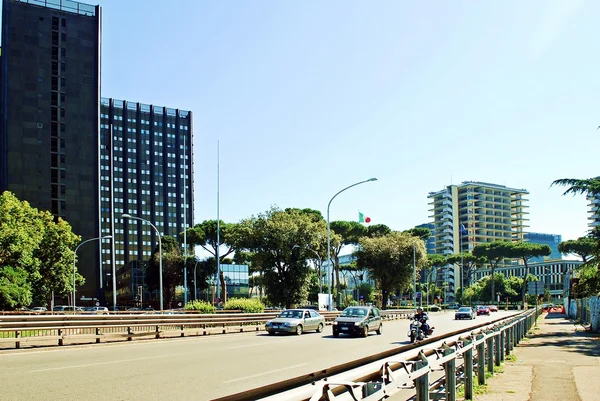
[0,310,516,400]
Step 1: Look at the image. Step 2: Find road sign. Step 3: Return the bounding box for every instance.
[416,292,422,299]
[528,281,544,295]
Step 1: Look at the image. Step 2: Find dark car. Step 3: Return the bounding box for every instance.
[455,307,476,320]
[476,305,490,316]
[332,306,382,337]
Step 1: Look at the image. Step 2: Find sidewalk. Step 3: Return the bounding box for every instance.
[473,312,600,401]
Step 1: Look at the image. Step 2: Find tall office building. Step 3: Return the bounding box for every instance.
[427,181,529,300]
[0,0,102,297]
[100,98,193,305]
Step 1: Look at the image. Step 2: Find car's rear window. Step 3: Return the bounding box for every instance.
[458,307,471,312]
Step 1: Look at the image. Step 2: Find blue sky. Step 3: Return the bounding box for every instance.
[93,0,598,241]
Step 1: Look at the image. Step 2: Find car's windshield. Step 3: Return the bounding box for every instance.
[458,307,471,312]
[341,308,367,317]
[279,310,302,319]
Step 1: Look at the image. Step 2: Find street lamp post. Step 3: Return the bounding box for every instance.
[412,234,429,308]
[73,235,112,311]
[122,214,163,311]
[193,259,200,301]
[326,178,377,311]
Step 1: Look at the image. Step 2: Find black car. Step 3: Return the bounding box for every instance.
[455,307,476,320]
[332,306,382,337]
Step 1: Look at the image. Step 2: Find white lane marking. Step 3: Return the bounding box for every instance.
[28,354,176,373]
[223,363,308,384]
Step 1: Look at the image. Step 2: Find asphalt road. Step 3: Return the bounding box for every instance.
[0,310,517,401]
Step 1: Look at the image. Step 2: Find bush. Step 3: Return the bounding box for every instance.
[184,300,215,314]
[223,297,264,313]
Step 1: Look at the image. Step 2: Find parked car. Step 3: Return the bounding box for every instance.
[455,307,476,320]
[488,305,499,312]
[82,306,110,315]
[30,307,47,314]
[52,306,84,314]
[476,306,490,316]
[332,306,383,338]
[448,304,461,310]
[265,309,325,335]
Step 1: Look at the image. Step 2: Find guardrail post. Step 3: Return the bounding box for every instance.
[96,327,101,343]
[414,351,430,401]
[494,328,501,366]
[58,328,63,346]
[463,337,474,400]
[476,333,485,385]
[181,325,185,337]
[486,331,494,375]
[443,343,456,401]
[499,328,505,361]
[203,324,207,336]
[127,327,133,341]
[222,323,226,334]
[15,330,20,349]
[155,325,161,339]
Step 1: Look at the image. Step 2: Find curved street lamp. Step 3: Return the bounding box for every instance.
[122,214,163,311]
[73,235,112,311]
[326,177,377,311]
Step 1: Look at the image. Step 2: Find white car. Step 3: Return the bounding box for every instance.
[83,306,110,315]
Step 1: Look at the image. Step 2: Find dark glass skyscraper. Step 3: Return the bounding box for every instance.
[0,0,102,298]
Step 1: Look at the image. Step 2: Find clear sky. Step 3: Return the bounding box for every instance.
[93,0,598,241]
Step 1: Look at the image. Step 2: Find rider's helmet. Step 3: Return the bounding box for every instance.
[417,307,423,313]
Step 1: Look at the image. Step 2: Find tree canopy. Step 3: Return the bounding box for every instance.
[0,191,80,309]
[472,241,514,302]
[355,232,426,309]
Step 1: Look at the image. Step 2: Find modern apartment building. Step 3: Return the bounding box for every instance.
[100,98,193,305]
[0,0,102,297]
[524,232,562,262]
[587,195,600,229]
[427,181,529,301]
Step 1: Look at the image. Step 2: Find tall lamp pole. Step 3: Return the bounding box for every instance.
[122,214,163,311]
[73,235,112,311]
[412,234,429,308]
[326,177,377,311]
[193,259,200,301]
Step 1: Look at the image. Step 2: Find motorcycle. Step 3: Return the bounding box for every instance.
[407,318,434,343]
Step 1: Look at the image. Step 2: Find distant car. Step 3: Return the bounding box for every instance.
[488,305,499,312]
[265,308,325,335]
[448,304,461,310]
[53,306,84,314]
[455,307,476,320]
[476,306,490,316]
[83,306,109,315]
[332,306,383,338]
[30,307,47,314]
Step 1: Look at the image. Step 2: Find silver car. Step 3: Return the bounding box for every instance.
[265,309,325,335]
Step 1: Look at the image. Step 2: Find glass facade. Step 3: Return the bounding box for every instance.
[100,98,193,305]
[221,264,249,298]
[0,0,102,299]
[524,232,562,262]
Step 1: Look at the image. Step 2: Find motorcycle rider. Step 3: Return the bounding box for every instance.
[413,307,430,337]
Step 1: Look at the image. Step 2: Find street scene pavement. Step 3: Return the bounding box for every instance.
[473,311,600,401]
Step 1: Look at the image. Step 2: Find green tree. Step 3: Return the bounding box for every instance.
[472,241,514,302]
[147,236,184,308]
[355,232,426,309]
[558,237,595,263]
[366,224,392,238]
[240,207,326,308]
[0,191,80,308]
[0,266,31,309]
[33,213,81,306]
[505,241,551,302]
[184,220,244,302]
[445,252,486,287]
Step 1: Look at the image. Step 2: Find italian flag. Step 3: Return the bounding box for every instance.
[358,211,371,224]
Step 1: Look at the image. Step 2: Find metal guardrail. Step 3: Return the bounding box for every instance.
[0,310,412,349]
[212,308,540,401]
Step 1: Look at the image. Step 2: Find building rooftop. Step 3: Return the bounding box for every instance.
[12,0,97,16]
